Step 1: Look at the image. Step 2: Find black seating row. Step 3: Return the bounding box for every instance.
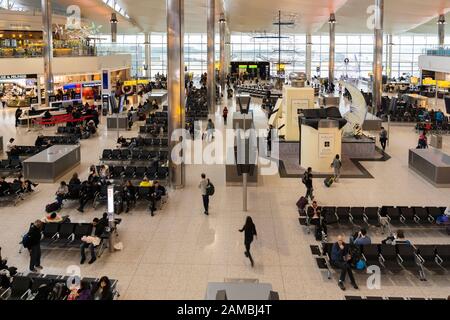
[0,273,118,300]
[301,206,446,227]
[96,165,169,181]
[41,135,79,145]
[101,149,168,162]
[129,137,169,148]
[139,125,168,135]
[7,145,46,159]
[319,242,426,280]
[0,182,25,205]
[0,159,22,173]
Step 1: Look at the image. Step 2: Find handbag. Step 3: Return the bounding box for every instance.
[356,259,366,270]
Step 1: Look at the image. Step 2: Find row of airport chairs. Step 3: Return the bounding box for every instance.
[319,242,450,281]
[303,206,446,226]
[41,135,79,145]
[0,273,118,300]
[101,149,169,162]
[96,165,169,181]
[129,137,169,148]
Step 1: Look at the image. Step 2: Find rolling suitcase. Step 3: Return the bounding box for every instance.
[324,177,334,188]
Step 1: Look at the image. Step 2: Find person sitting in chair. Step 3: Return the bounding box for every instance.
[149,181,166,216]
[80,217,106,265]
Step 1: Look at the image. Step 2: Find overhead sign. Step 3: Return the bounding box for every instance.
[82,81,102,88]
[0,74,37,80]
[248,65,258,69]
[238,65,248,69]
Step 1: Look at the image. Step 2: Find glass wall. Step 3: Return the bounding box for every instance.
[96,32,447,79]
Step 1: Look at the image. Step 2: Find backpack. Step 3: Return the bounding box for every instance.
[355,259,366,270]
[302,173,307,185]
[48,282,68,300]
[45,201,61,213]
[21,233,31,249]
[296,196,308,210]
[206,180,215,196]
[314,226,322,241]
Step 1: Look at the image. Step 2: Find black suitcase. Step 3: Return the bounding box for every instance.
[324,177,334,188]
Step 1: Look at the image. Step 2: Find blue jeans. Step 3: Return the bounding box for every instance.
[80,242,95,260]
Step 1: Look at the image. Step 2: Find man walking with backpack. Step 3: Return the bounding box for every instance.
[199,173,213,215]
[23,220,44,272]
[302,167,314,201]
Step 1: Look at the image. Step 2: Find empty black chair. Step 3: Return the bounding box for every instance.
[380,244,401,271]
[30,277,52,293]
[139,150,150,160]
[112,166,125,179]
[135,167,147,179]
[435,245,450,268]
[349,207,365,224]
[397,244,424,279]
[111,149,122,160]
[8,276,32,300]
[364,207,380,225]
[380,206,394,217]
[412,207,431,223]
[41,223,60,245]
[102,149,112,160]
[160,138,168,147]
[336,207,350,224]
[124,166,136,179]
[131,148,141,159]
[121,149,131,160]
[416,245,437,269]
[427,207,442,222]
[322,207,338,225]
[55,223,75,244]
[362,244,381,267]
[157,167,169,179]
[386,207,402,224]
[399,207,416,224]
[57,127,65,134]
[143,138,153,146]
[145,167,157,180]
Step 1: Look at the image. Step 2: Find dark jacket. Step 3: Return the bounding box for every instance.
[91,284,113,300]
[331,242,349,263]
[93,222,106,238]
[27,224,42,247]
[239,223,257,244]
[304,172,313,188]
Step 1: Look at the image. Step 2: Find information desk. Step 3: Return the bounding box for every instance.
[23,145,80,183]
[408,148,450,187]
[205,282,273,300]
[107,115,128,130]
[342,136,376,158]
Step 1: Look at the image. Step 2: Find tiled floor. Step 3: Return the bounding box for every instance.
[0,95,449,300]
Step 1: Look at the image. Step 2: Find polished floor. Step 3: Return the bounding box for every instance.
[0,97,449,300]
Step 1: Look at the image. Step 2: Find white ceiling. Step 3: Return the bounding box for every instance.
[9,0,450,35]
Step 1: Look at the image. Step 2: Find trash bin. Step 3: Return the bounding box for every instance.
[430,134,443,149]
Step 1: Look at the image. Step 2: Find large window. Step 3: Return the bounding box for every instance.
[96,32,444,79]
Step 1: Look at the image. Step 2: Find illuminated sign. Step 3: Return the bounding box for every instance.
[249,65,258,69]
[238,65,248,69]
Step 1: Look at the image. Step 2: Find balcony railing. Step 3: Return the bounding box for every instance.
[0,46,97,58]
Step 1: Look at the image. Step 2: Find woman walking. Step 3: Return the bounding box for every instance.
[239,216,257,267]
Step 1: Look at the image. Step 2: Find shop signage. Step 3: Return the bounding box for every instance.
[0,74,38,80]
[82,81,102,88]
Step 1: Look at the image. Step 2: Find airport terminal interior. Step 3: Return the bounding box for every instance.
[0,0,450,301]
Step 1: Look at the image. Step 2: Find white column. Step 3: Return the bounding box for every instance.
[167,0,185,188]
[328,13,336,84]
[144,32,151,78]
[41,0,53,106]
[306,34,312,83]
[372,0,384,113]
[438,14,446,48]
[207,0,216,112]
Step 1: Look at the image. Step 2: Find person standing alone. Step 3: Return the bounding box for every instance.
[331,154,342,182]
[302,167,314,201]
[24,220,44,272]
[222,106,228,125]
[379,126,388,152]
[198,173,209,215]
[239,216,257,267]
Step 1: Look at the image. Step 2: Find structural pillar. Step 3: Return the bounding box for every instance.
[144,32,152,78]
[438,14,446,48]
[306,34,312,83]
[207,0,216,113]
[372,0,384,113]
[167,0,185,188]
[219,14,226,93]
[41,0,53,107]
[328,13,336,85]
[387,34,393,80]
